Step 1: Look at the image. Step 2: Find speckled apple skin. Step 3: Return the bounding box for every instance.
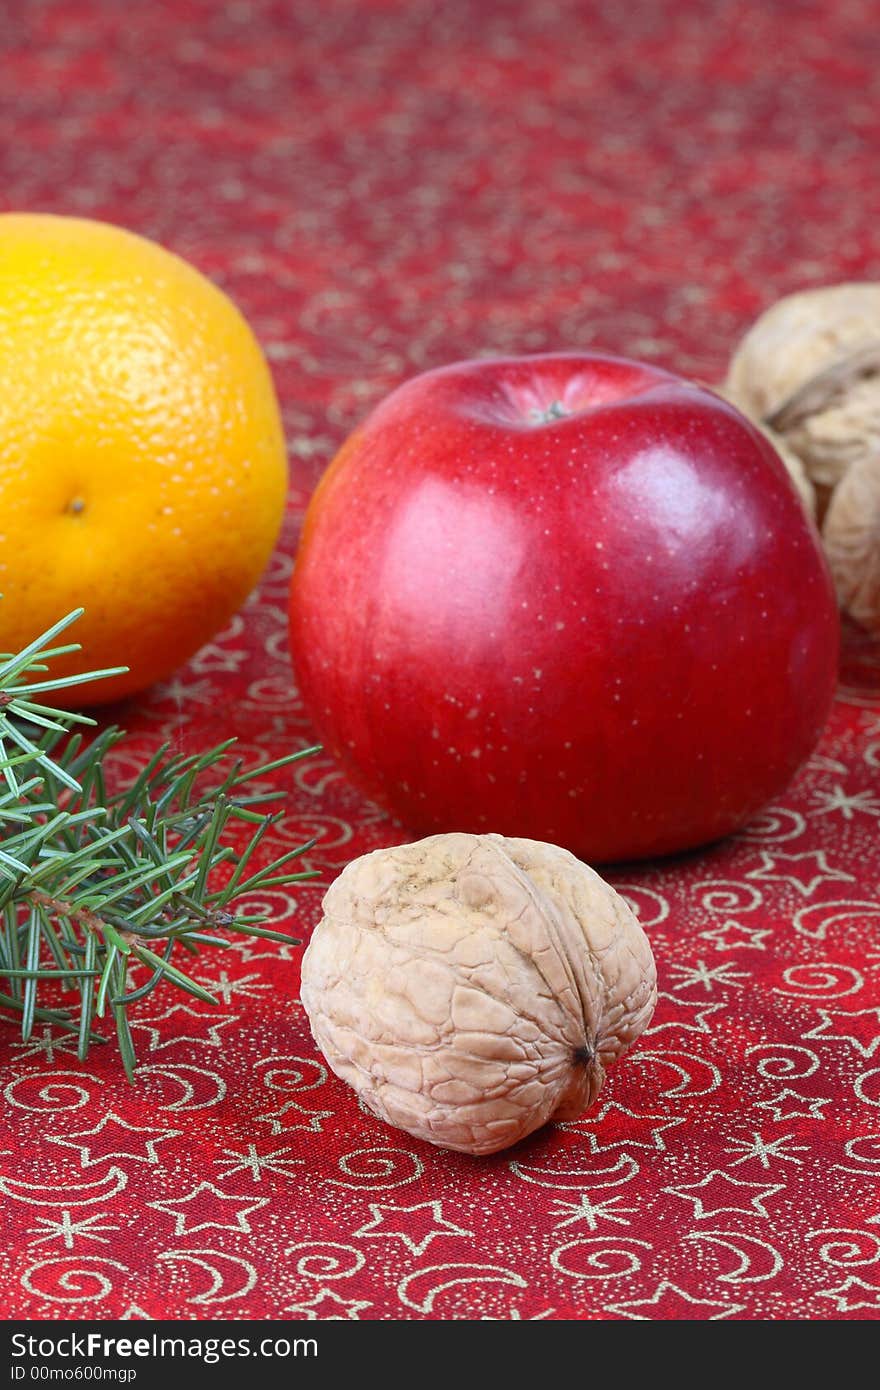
[289,353,839,862]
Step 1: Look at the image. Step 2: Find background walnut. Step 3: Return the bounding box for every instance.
[300,832,657,1156]
[823,451,880,631]
[724,283,880,631]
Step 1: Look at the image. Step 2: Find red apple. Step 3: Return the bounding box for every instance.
[288,353,839,862]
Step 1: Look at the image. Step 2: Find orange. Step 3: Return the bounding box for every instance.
[0,214,287,706]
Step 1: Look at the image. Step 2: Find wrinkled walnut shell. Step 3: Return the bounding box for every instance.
[823,450,880,631]
[726,283,880,490]
[300,832,657,1156]
[724,283,880,631]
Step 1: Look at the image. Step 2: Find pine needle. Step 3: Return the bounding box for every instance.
[0,607,316,1076]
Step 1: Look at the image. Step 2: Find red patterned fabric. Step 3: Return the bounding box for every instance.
[2,0,880,1321]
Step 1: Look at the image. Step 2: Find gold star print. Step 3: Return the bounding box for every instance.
[647,995,727,1036]
[148,1183,269,1236]
[605,1280,746,1320]
[354,1200,474,1256]
[560,1100,685,1156]
[817,1274,880,1313]
[802,1006,880,1059]
[745,850,855,898]
[755,1088,832,1122]
[254,1097,333,1136]
[665,1170,784,1220]
[47,1112,181,1167]
[700,919,772,953]
[285,1288,371,1320]
[129,1003,238,1051]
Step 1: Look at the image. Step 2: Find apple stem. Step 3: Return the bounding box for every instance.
[529,400,568,425]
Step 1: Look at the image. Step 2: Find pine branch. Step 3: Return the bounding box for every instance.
[0,609,318,1078]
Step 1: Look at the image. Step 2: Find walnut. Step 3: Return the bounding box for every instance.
[300,832,657,1156]
[822,450,880,631]
[724,283,880,630]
